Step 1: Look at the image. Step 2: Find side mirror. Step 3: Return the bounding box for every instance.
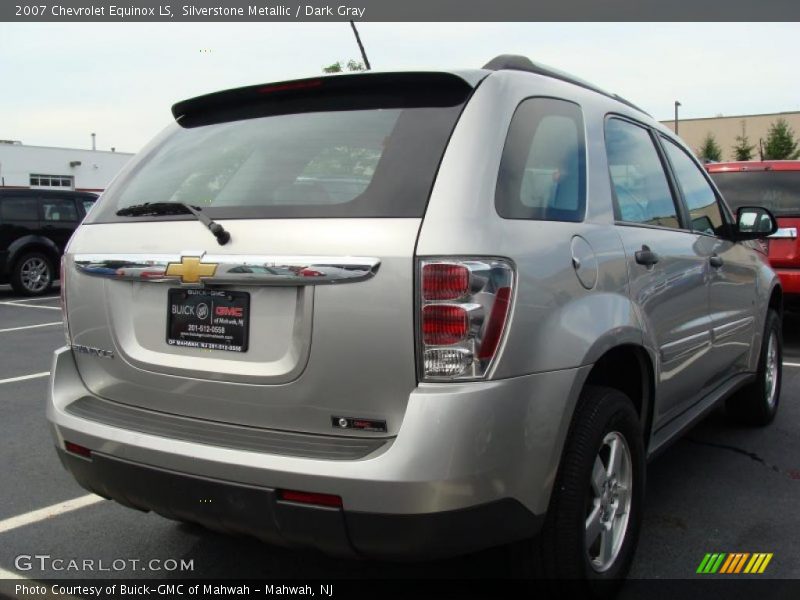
[734,206,778,241]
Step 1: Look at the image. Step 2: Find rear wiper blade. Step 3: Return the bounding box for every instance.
[116,202,231,246]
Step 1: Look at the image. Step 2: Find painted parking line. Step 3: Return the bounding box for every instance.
[0,494,104,536]
[0,301,60,311]
[5,296,60,304]
[0,372,50,385]
[0,322,62,334]
[783,362,800,368]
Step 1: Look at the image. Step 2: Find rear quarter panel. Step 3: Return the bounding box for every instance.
[417,71,641,377]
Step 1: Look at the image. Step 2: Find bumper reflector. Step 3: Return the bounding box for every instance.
[278,489,343,508]
[64,441,92,459]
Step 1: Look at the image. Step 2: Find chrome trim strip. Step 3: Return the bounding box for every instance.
[73,253,381,286]
[712,316,754,342]
[770,227,797,240]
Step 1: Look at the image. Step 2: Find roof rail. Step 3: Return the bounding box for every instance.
[482,54,650,117]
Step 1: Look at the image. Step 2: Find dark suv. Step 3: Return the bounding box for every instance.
[0,189,97,295]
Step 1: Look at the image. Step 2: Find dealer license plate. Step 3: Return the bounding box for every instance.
[167,288,249,353]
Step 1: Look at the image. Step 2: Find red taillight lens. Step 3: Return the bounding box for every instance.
[478,287,512,360]
[422,263,470,300]
[65,441,92,459]
[278,489,343,508]
[422,304,469,345]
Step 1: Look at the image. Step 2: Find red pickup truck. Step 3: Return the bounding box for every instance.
[707,160,800,307]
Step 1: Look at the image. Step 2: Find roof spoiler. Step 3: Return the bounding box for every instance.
[171,72,477,128]
[483,54,650,117]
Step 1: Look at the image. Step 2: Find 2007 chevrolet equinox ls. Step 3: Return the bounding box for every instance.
[48,55,783,590]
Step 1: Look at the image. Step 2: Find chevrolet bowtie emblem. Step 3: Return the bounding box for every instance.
[165,256,218,284]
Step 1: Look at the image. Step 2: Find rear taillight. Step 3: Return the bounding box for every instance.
[60,256,71,345]
[418,259,514,380]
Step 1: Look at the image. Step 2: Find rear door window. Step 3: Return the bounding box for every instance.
[41,198,79,222]
[495,98,586,222]
[0,197,39,221]
[661,138,726,236]
[605,118,680,229]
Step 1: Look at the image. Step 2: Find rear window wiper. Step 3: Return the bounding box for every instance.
[116,202,231,246]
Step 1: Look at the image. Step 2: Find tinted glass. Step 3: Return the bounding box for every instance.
[605,119,679,229]
[496,98,586,222]
[710,170,800,217]
[90,103,466,221]
[0,198,38,221]
[41,198,78,222]
[662,138,725,236]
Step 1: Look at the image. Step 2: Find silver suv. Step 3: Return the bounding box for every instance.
[48,55,782,588]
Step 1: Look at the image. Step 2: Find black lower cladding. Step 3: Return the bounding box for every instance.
[57,449,542,559]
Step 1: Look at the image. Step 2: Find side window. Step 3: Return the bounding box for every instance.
[41,198,79,222]
[496,98,586,222]
[661,138,725,236]
[81,199,96,217]
[0,197,39,221]
[605,118,680,229]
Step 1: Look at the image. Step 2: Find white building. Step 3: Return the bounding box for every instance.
[0,140,134,193]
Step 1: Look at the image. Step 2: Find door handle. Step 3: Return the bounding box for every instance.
[635,245,660,267]
[709,255,724,268]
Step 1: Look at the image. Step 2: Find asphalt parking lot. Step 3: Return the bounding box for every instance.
[0,282,797,588]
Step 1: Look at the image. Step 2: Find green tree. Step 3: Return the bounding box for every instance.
[698,132,723,162]
[763,118,800,160]
[322,59,366,74]
[732,121,755,161]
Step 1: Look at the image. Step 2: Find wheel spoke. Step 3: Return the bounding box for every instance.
[598,525,615,564]
[585,504,603,548]
[591,457,606,495]
[607,437,621,479]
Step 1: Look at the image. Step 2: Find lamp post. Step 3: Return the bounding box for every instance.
[674,101,681,135]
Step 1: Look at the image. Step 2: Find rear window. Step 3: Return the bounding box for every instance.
[709,170,800,217]
[89,79,471,222]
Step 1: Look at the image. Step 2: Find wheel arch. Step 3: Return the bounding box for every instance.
[8,235,61,269]
[768,282,783,318]
[582,344,656,452]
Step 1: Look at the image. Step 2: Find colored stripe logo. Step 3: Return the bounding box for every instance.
[697,553,773,574]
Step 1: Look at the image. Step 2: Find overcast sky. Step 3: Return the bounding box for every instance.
[2,22,798,153]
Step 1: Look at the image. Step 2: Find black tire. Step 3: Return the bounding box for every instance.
[515,386,645,597]
[726,309,782,427]
[10,252,54,297]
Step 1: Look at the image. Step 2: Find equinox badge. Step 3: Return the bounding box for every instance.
[71,345,114,359]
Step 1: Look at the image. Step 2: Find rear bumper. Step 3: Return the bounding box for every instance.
[58,448,540,559]
[48,346,587,558]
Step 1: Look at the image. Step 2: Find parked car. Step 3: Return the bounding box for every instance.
[48,56,782,592]
[0,189,97,295]
[707,160,800,308]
